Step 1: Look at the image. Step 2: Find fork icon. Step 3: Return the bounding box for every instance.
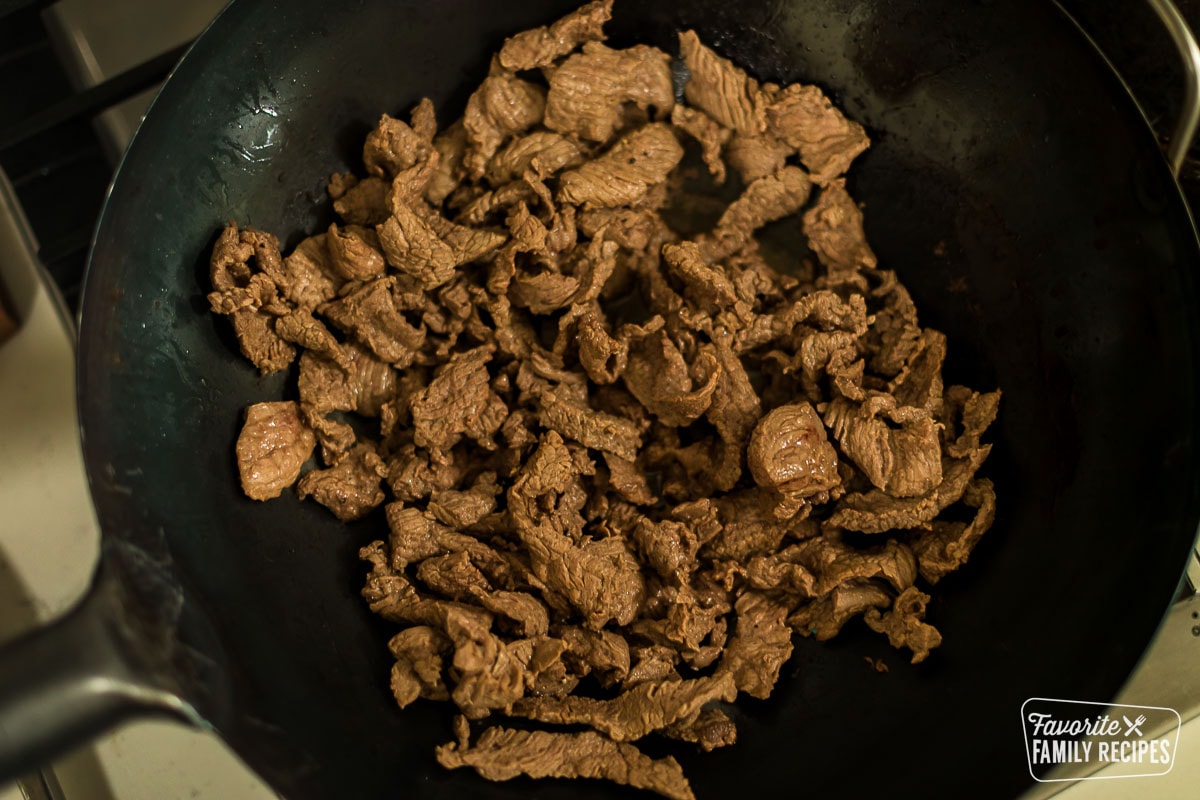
[1122,714,1146,737]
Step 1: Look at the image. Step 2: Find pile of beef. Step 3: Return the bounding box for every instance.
[210,2,1000,798]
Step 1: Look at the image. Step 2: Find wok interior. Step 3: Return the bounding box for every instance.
[78,0,1200,797]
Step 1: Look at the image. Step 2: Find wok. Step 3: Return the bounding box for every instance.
[2,0,1199,797]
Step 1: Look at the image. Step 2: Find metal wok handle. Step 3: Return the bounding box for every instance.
[0,554,200,782]
[1146,0,1200,175]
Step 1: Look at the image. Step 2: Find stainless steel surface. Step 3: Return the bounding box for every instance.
[1146,0,1200,174]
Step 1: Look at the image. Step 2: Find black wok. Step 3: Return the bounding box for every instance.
[1,0,1199,797]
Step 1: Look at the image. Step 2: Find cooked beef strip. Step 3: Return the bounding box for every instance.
[803,178,877,280]
[510,673,736,742]
[463,75,547,179]
[825,394,944,498]
[498,0,612,71]
[558,123,684,208]
[678,30,765,134]
[662,707,737,752]
[437,726,695,800]
[767,84,869,184]
[389,625,451,707]
[363,99,437,180]
[296,441,387,521]
[670,105,730,184]
[911,478,997,584]
[829,446,991,533]
[487,131,586,186]
[724,131,791,183]
[235,401,316,500]
[747,402,841,517]
[333,175,391,226]
[716,591,794,699]
[863,586,942,664]
[544,42,675,144]
[787,580,893,640]
[622,327,720,427]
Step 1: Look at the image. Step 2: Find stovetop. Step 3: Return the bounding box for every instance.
[0,1,1199,799]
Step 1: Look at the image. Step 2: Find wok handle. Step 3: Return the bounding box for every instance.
[1146,0,1200,175]
[0,561,199,782]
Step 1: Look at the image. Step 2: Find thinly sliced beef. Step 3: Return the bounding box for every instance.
[297,442,387,520]
[463,76,547,178]
[803,179,877,278]
[558,123,684,208]
[236,401,315,500]
[678,30,765,134]
[437,726,694,800]
[911,478,997,583]
[544,43,675,143]
[767,84,870,184]
[716,591,793,699]
[829,447,991,533]
[863,586,942,664]
[509,673,736,741]
[747,402,840,516]
[825,395,943,498]
[497,0,613,71]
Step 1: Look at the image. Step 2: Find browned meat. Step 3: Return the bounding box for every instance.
[829,446,991,533]
[558,625,631,681]
[803,178,877,278]
[213,12,1002,798]
[326,223,387,281]
[235,401,315,500]
[497,0,612,71]
[678,30,765,134]
[297,442,387,520]
[487,131,585,186]
[410,345,505,458]
[767,83,870,184]
[891,329,947,412]
[320,278,425,366]
[332,175,391,226]
[707,166,812,258]
[863,586,943,664]
[437,726,695,800]
[825,395,943,498]
[717,591,793,699]
[663,708,737,752]
[544,43,674,143]
[298,344,398,418]
[463,76,547,178]
[389,626,451,707]
[509,673,736,741]
[911,478,997,583]
[788,580,893,640]
[538,384,641,460]
[747,402,841,517]
[661,241,737,313]
[228,309,295,374]
[283,233,344,311]
[427,122,468,206]
[724,131,791,183]
[363,99,437,179]
[416,551,492,601]
[510,433,645,629]
[622,327,720,427]
[376,204,457,289]
[631,515,700,579]
[559,123,684,208]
